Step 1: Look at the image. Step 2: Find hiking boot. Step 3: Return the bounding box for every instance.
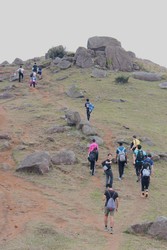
[109,227,113,234]
[141,192,145,198]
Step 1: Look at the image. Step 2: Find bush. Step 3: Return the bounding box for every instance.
[115,76,129,83]
[45,45,66,59]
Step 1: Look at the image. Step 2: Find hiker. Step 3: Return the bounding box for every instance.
[30,72,37,88]
[143,153,154,175]
[37,66,42,79]
[32,62,38,73]
[134,145,146,182]
[116,142,127,180]
[88,138,99,154]
[103,184,119,234]
[88,147,98,176]
[130,135,140,152]
[17,65,24,82]
[101,153,113,187]
[140,160,152,198]
[85,98,94,121]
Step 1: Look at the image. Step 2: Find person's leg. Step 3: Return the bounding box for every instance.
[104,208,109,231]
[86,109,90,121]
[19,73,21,82]
[118,161,122,179]
[135,163,141,181]
[105,172,109,186]
[91,161,95,175]
[141,177,145,197]
[145,178,150,197]
[109,211,114,234]
[122,162,125,177]
[109,171,113,187]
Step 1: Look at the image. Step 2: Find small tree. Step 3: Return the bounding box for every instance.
[45,45,66,59]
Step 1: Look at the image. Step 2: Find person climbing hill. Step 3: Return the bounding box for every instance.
[85,98,94,121]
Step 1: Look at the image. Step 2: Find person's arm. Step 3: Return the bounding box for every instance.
[115,197,119,211]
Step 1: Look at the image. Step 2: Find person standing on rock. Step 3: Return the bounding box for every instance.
[85,98,94,121]
[103,184,119,234]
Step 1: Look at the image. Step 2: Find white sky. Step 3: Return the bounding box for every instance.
[1,0,167,67]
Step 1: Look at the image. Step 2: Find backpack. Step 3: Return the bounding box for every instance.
[117,148,126,162]
[89,103,94,112]
[142,162,151,176]
[106,191,116,211]
[88,151,96,162]
[136,150,144,162]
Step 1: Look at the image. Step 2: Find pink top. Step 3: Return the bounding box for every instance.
[88,142,99,153]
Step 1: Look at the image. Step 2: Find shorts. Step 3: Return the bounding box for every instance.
[104,207,115,216]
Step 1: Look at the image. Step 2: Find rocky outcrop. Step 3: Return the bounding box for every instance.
[159,82,167,89]
[12,58,23,65]
[51,150,77,165]
[105,46,134,71]
[65,110,81,126]
[132,71,162,81]
[74,47,94,68]
[127,216,167,241]
[66,85,84,98]
[73,36,136,72]
[16,151,51,174]
[87,36,121,51]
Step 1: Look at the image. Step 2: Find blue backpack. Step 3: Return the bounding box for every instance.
[89,103,94,112]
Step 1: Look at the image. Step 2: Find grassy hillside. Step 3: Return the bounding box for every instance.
[0,61,167,250]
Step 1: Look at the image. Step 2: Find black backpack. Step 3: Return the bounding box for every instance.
[88,151,96,162]
[136,150,144,162]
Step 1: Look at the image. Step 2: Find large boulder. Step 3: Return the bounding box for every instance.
[127,216,167,241]
[66,85,84,98]
[105,46,134,71]
[87,36,121,51]
[65,110,81,126]
[91,68,107,78]
[57,60,72,69]
[51,150,77,165]
[132,72,162,81]
[16,151,51,174]
[74,47,94,68]
[82,124,97,136]
[159,82,167,89]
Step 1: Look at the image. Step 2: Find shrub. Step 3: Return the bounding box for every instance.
[45,45,66,59]
[115,76,129,83]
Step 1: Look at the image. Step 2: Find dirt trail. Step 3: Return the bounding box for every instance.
[0,83,147,250]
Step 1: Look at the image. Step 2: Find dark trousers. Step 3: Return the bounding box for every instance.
[118,160,125,178]
[19,73,23,82]
[105,169,113,187]
[30,81,36,88]
[135,162,143,177]
[90,160,95,175]
[141,176,150,191]
[86,109,90,121]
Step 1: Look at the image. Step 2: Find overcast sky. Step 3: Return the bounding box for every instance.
[1,0,167,67]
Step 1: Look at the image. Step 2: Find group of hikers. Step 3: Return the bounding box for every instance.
[87,133,154,234]
[16,62,42,87]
